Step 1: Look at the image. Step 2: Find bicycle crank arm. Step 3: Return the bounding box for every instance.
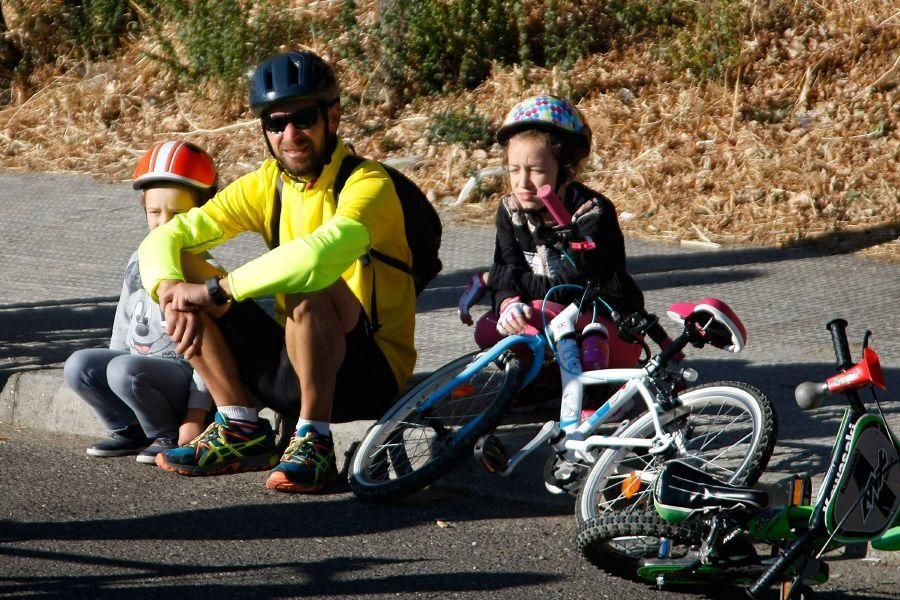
[499,421,560,477]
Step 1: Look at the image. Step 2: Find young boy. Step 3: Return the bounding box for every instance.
[64,141,222,464]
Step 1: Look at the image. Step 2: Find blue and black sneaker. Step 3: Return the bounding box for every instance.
[156,412,278,476]
[265,425,338,493]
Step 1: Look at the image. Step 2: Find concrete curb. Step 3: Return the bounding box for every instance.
[0,368,374,461]
[0,369,106,436]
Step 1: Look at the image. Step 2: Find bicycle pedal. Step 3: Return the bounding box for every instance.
[474,434,508,474]
[542,454,588,496]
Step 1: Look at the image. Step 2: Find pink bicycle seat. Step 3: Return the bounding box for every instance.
[666,298,747,353]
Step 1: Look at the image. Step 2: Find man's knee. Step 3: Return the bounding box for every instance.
[286,280,360,333]
[286,291,328,322]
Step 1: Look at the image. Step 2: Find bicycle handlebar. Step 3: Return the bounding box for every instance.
[826,318,854,371]
[538,184,572,226]
[824,318,867,414]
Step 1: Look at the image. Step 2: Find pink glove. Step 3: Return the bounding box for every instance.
[496,297,532,336]
[458,273,487,325]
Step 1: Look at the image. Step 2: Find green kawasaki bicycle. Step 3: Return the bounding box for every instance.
[577,318,899,599]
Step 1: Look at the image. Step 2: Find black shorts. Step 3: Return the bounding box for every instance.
[215,300,398,423]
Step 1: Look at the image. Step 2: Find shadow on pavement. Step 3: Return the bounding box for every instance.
[0,486,570,545]
[0,547,558,598]
[628,222,897,275]
[0,299,116,388]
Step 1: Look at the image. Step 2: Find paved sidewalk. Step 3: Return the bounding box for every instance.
[1,172,898,513]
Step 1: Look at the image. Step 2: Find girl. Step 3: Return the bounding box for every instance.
[458,96,677,379]
[64,141,222,464]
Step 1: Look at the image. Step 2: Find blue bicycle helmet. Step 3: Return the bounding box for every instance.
[249,51,340,117]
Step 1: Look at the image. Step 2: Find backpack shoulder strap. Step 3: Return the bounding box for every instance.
[334,154,366,200]
[333,153,386,330]
[336,157,414,277]
[269,174,284,249]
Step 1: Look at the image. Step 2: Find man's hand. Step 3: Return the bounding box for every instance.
[158,280,215,312]
[163,303,204,358]
[158,280,208,359]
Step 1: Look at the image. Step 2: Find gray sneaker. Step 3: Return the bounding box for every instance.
[86,426,150,458]
[136,437,177,464]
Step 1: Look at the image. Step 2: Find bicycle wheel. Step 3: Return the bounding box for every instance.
[576,380,776,523]
[348,351,522,501]
[577,508,705,578]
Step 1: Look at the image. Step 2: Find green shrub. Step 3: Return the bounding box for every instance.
[337,0,523,105]
[340,0,702,104]
[542,0,609,72]
[426,109,495,149]
[4,0,135,72]
[0,0,136,105]
[668,0,746,80]
[68,0,134,58]
[604,0,688,37]
[139,0,305,100]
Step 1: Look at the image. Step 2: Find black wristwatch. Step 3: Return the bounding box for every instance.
[205,276,230,305]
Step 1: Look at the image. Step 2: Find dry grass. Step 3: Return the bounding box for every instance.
[1,0,897,261]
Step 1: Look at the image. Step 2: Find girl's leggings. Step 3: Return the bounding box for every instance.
[63,348,194,439]
[473,300,643,368]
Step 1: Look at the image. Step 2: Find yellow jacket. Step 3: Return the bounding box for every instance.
[138,140,416,388]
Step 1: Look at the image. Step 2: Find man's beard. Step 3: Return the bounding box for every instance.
[277,137,328,179]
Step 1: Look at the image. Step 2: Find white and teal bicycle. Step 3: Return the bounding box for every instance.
[349,282,777,520]
[348,204,777,519]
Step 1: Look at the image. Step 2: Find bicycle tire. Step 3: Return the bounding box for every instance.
[577,508,705,578]
[576,380,777,523]
[348,351,522,501]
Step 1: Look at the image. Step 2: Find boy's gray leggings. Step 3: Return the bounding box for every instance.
[63,348,194,440]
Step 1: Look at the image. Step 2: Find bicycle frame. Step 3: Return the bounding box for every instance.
[414,290,698,478]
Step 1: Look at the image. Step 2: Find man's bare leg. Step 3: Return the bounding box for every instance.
[154,256,279,476]
[177,252,251,409]
[188,312,255,409]
[155,307,279,476]
[266,279,360,493]
[284,279,361,422]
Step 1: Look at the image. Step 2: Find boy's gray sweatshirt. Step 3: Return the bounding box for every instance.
[110,251,212,411]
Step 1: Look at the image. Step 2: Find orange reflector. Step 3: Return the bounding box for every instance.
[451,384,477,399]
[621,472,641,498]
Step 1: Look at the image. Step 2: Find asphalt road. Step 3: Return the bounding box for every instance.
[0,424,897,600]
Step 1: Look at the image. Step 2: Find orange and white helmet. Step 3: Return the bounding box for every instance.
[133,141,218,202]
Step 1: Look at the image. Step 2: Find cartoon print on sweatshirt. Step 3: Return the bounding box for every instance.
[116,253,180,359]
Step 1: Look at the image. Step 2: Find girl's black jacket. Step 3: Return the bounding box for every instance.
[488,181,645,316]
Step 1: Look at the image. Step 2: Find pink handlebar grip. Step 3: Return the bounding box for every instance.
[537,184,572,226]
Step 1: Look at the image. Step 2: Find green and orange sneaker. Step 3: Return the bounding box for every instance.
[265,425,338,493]
[156,412,278,476]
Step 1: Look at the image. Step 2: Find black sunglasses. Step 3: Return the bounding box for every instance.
[262,105,320,133]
